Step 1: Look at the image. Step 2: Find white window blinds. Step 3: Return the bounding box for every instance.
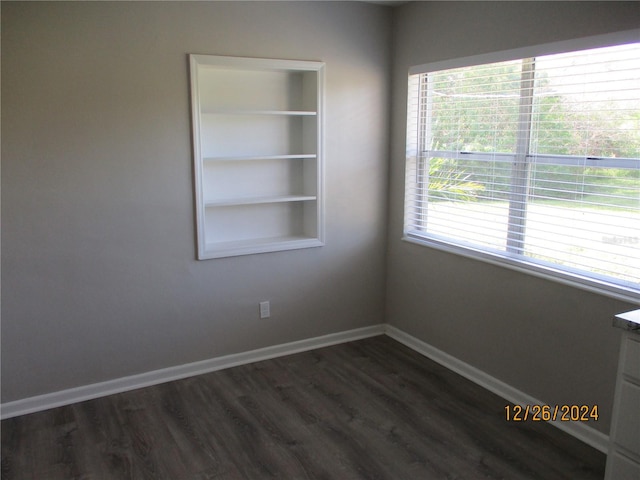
[405,42,640,298]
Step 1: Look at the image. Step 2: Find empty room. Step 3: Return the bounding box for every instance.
[2,1,639,479]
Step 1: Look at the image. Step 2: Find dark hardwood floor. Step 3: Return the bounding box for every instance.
[1,336,605,479]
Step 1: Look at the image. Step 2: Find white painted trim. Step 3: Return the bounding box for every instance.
[0,322,610,454]
[384,325,610,453]
[409,28,640,75]
[0,325,385,420]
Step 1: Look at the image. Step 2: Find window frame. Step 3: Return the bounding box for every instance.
[403,29,640,305]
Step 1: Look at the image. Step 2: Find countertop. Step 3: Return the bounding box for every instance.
[613,308,640,333]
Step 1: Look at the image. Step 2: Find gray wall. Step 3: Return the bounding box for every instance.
[386,1,640,434]
[1,1,391,402]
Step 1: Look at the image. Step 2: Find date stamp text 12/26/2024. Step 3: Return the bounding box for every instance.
[505,404,599,422]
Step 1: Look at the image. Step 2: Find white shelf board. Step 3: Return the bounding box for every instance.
[201,109,317,116]
[204,154,316,163]
[205,195,317,207]
[192,54,324,72]
[202,236,324,259]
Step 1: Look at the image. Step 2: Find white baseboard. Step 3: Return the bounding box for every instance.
[384,325,609,453]
[0,324,385,420]
[0,322,610,454]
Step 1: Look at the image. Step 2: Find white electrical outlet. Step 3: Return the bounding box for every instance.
[259,301,270,319]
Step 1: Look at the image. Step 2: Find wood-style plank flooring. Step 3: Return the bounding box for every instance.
[1,336,605,479]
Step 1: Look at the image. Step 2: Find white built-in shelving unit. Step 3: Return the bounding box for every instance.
[189,54,325,259]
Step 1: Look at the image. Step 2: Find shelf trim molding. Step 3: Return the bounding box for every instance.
[191,54,325,72]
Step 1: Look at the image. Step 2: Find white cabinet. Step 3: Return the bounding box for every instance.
[605,310,640,480]
[189,55,325,259]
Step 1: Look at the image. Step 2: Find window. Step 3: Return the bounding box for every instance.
[404,40,640,301]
